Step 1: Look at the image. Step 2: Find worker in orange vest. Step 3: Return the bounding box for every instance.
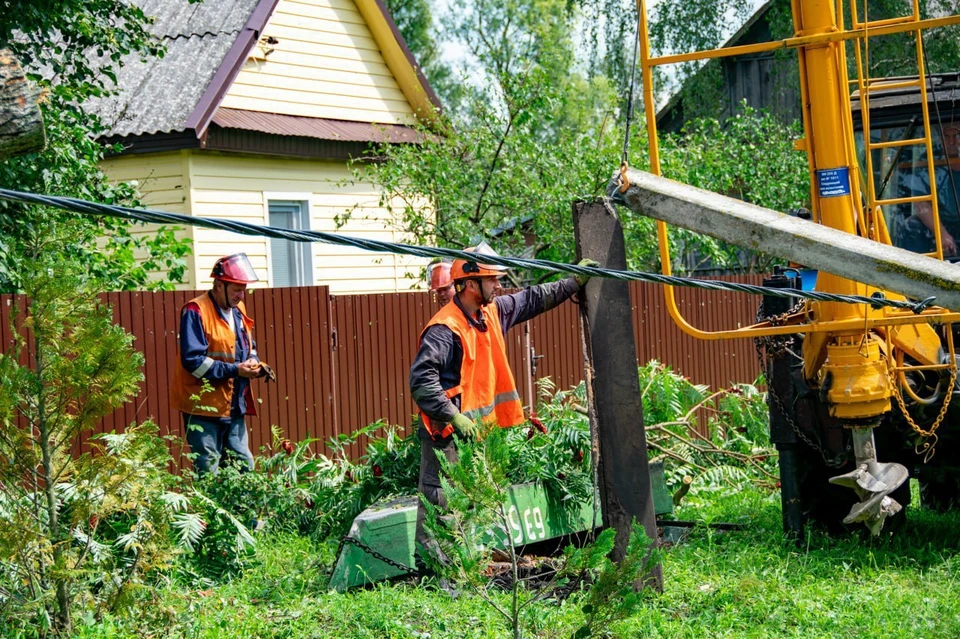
[409,242,596,570]
[171,253,274,475]
[428,260,456,306]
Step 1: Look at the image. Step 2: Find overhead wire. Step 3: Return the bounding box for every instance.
[620,8,642,169]
[0,187,937,313]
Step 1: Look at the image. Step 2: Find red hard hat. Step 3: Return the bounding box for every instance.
[211,253,259,284]
[429,261,453,291]
[450,242,510,281]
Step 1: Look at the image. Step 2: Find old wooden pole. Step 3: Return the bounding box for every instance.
[573,198,663,591]
[0,49,45,161]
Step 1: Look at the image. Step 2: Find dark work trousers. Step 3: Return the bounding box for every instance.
[183,412,255,476]
[415,424,458,570]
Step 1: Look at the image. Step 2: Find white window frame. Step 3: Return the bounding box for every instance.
[264,193,314,288]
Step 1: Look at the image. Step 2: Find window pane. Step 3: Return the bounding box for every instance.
[268,202,311,287]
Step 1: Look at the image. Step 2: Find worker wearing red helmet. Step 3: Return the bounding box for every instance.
[171,253,271,475]
[409,242,597,570]
[428,260,456,306]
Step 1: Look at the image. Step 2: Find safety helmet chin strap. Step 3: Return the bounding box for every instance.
[213,280,231,310]
[454,277,494,306]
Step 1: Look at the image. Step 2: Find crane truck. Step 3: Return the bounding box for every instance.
[616,1,960,537]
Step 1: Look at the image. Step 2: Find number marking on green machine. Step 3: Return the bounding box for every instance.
[329,461,671,592]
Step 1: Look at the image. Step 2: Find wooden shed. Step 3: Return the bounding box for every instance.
[656,0,801,133]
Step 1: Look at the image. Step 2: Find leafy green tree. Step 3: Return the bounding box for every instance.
[385,0,437,64]
[0,0,191,293]
[656,105,809,272]
[648,0,755,103]
[351,0,627,282]
[383,0,460,106]
[647,0,960,124]
[354,0,814,276]
[577,0,641,104]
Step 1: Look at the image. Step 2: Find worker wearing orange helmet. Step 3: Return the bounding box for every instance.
[428,260,456,306]
[171,253,273,475]
[409,242,597,570]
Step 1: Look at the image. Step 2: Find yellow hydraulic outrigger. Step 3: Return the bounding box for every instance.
[621,0,960,534]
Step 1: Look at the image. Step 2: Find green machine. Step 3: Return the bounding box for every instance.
[330,461,672,591]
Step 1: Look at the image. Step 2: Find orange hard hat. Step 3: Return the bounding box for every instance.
[429,261,453,291]
[450,242,510,280]
[211,253,259,284]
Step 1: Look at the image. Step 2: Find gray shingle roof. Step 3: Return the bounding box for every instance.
[87,0,261,137]
[139,0,259,39]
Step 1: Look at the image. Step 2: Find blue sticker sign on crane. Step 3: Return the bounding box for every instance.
[816,167,851,198]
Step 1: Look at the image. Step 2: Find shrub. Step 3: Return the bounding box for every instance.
[306,420,421,541]
[0,423,192,634]
[0,233,194,635]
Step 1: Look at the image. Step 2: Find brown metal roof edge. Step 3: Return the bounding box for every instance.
[183,0,282,139]
[202,127,375,160]
[102,130,202,156]
[370,0,443,117]
[211,108,424,143]
[100,122,425,160]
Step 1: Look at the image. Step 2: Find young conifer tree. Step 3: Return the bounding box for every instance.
[0,217,183,634]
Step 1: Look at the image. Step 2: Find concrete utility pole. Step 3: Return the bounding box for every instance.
[0,49,45,161]
[614,168,960,310]
[573,198,663,591]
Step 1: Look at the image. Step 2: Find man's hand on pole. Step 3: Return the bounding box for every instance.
[575,258,600,287]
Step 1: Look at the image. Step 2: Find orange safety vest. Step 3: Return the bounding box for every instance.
[171,293,257,417]
[418,301,524,439]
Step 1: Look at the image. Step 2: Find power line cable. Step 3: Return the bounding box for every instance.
[0,187,936,313]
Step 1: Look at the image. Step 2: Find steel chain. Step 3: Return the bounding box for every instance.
[755,302,849,468]
[888,367,955,463]
[335,535,418,576]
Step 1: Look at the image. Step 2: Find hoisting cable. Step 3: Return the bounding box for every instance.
[0,187,937,314]
[617,5,642,193]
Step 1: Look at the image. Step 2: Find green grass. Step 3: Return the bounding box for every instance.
[80,485,960,639]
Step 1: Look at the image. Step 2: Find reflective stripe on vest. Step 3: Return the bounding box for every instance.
[418,300,525,438]
[462,390,522,422]
[170,293,257,417]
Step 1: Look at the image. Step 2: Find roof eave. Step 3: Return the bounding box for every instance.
[183,0,282,138]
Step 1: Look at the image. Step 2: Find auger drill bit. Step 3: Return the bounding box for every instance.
[828,425,908,535]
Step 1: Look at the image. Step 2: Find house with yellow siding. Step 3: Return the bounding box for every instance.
[92,0,440,293]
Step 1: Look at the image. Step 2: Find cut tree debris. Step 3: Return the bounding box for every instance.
[0,48,45,161]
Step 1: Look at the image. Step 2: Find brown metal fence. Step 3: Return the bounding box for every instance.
[0,276,763,461]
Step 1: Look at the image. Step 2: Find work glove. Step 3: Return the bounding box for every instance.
[257,362,277,383]
[574,258,600,287]
[450,412,478,439]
